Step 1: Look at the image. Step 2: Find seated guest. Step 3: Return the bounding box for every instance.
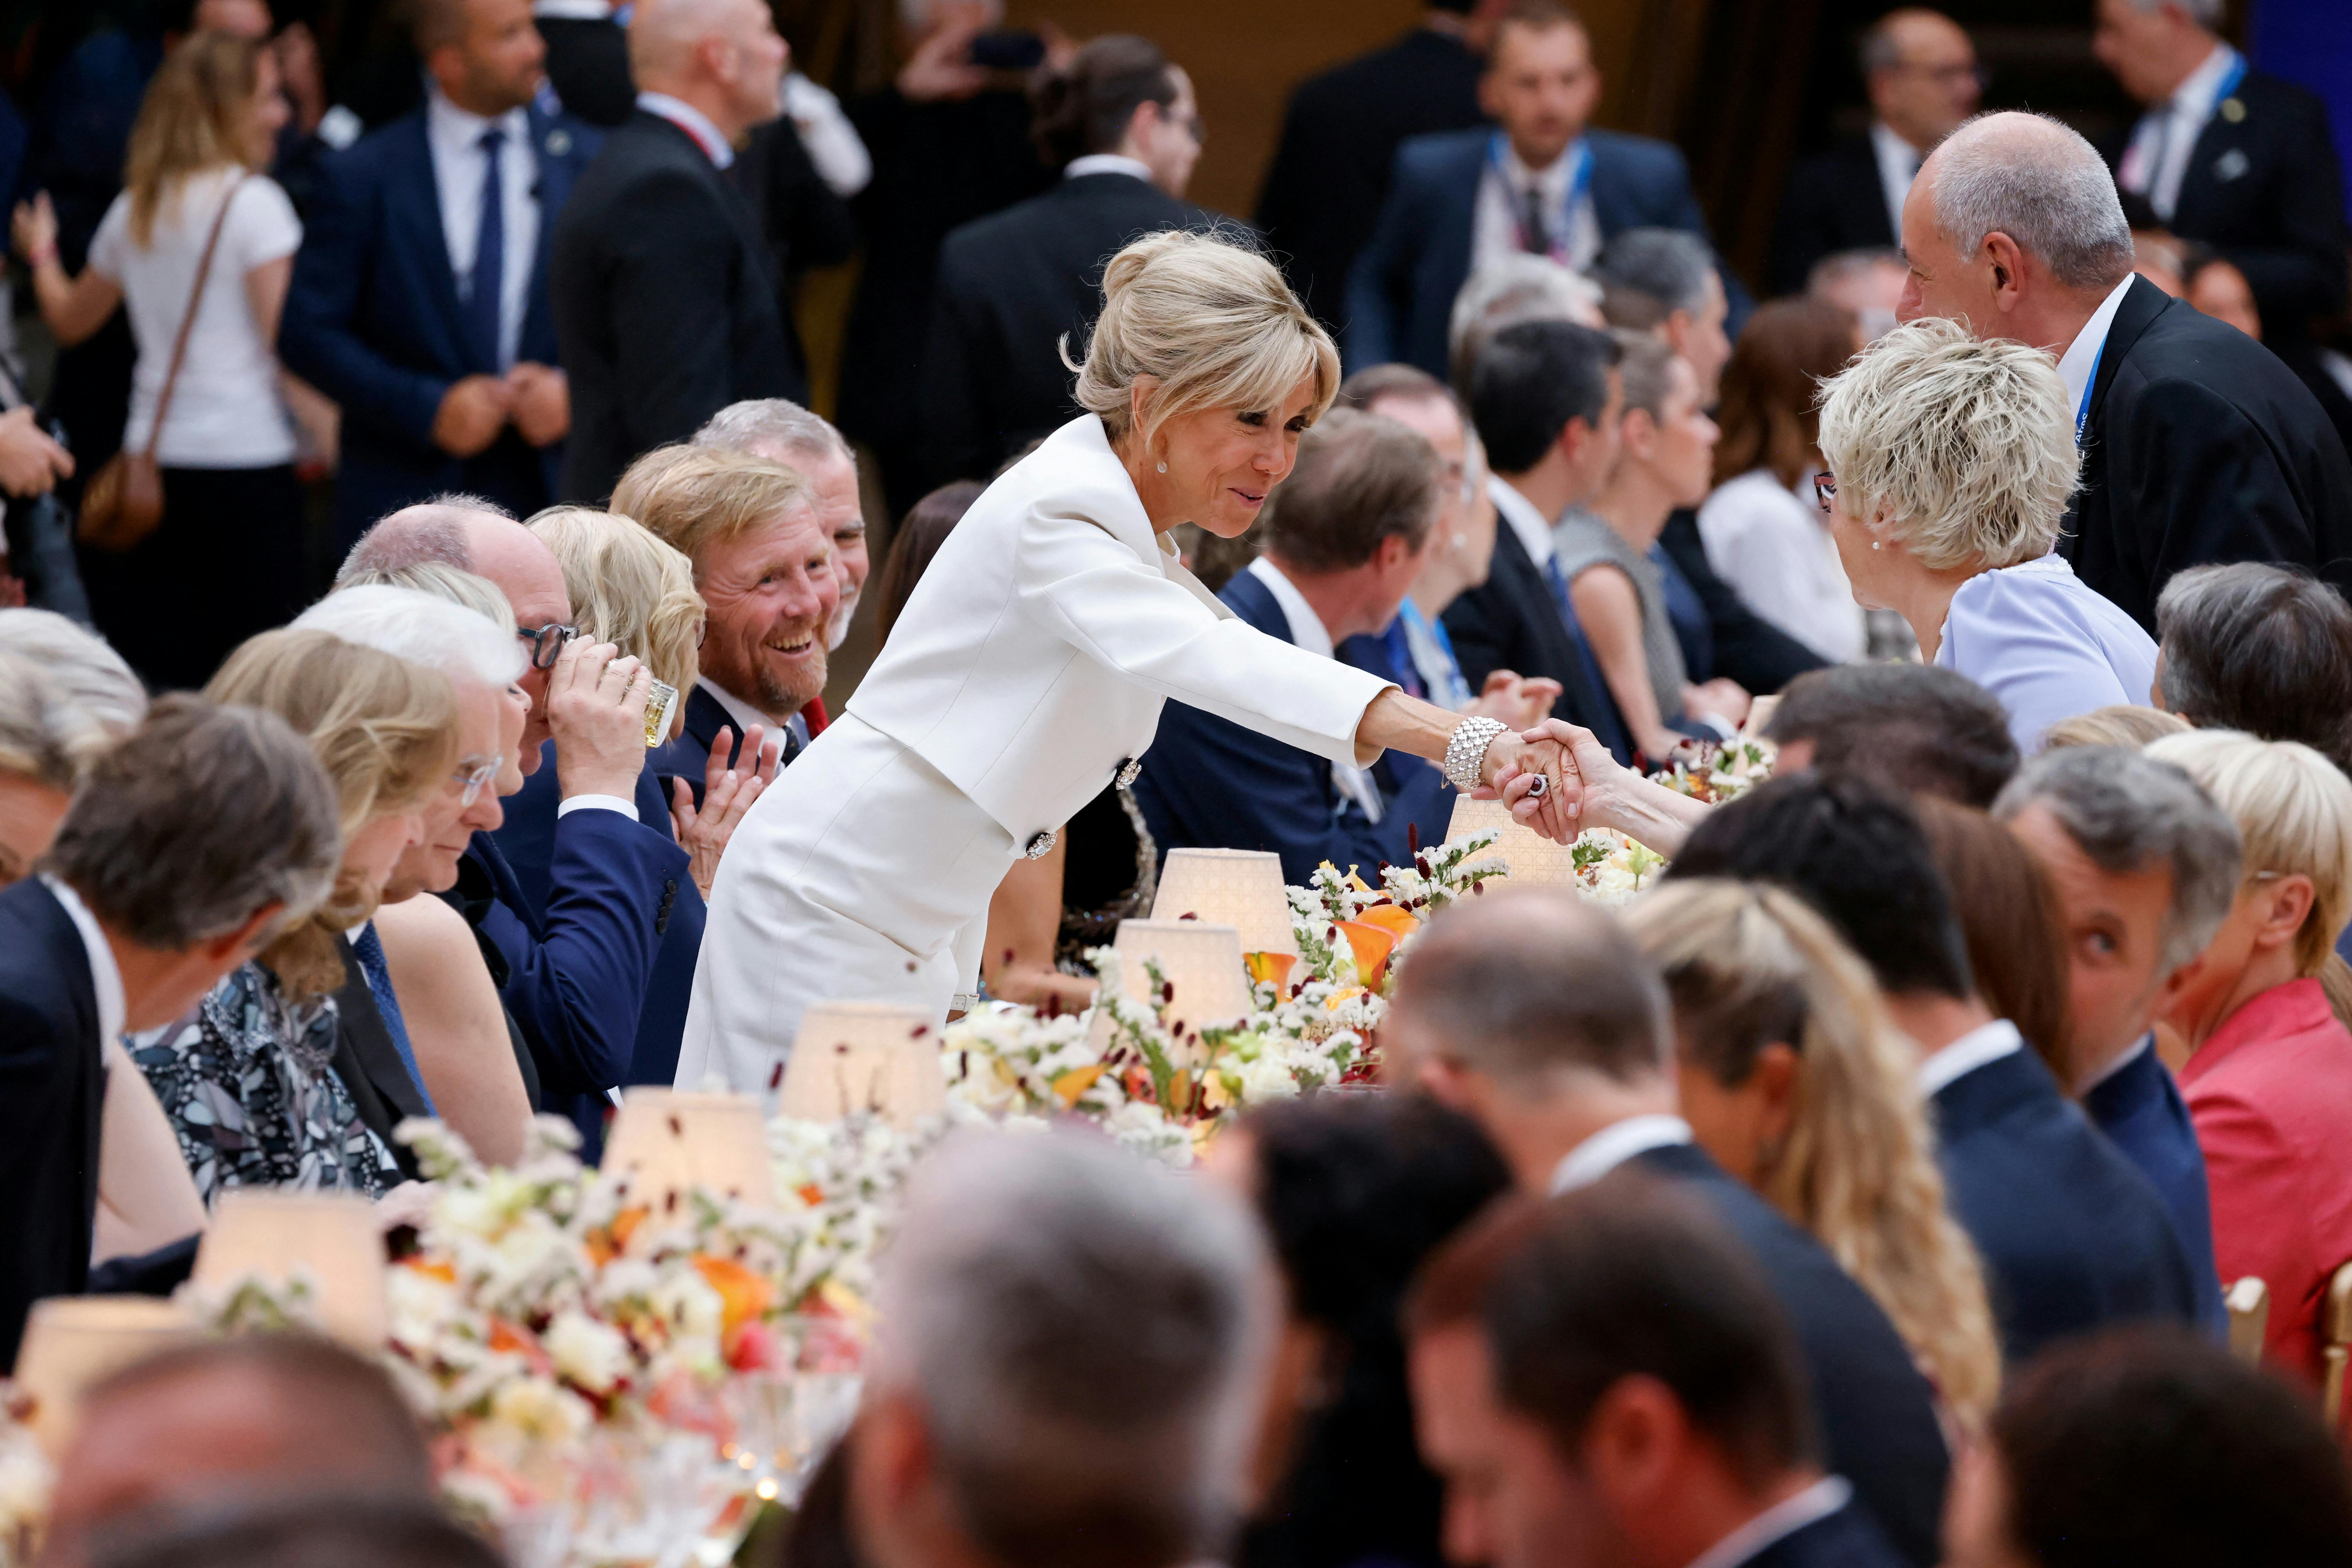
[2153,562,2352,774]
[1818,318,2157,755]
[613,445,833,790]
[1444,254,1604,394]
[0,697,340,1362]
[1766,663,2019,808]
[1809,248,1907,341]
[1913,797,2076,1083]
[1590,227,1734,401]
[692,398,869,663]
[2039,704,2189,750]
[1408,1175,1912,1568]
[0,611,145,884]
[848,1129,1271,1568]
[1134,409,1455,883]
[1668,775,2204,1366]
[1213,1094,1512,1568]
[1993,746,2242,1337]
[1385,888,1950,1566]
[295,579,539,1168]
[1943,1327,2352,1568]
[42,1336,434,1567]
[1441,320,1634,762]
[1554,334,1748,759]
[1697,299,1869,664]
[2144,728,2352,1384]
[1626,879,2001,1430]
[923,34,1215,487]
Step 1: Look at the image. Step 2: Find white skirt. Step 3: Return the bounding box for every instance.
[674,713,1020,1093]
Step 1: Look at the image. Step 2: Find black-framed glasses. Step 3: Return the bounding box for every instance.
[516,622,579,670]
[1813,472,1838,516]
[451,756,501,807]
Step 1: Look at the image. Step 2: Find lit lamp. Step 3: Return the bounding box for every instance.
[191,1189,388,1347]
[1108,919,1252,1056]
[779,1003,947,1131]
[604,1088,780,1206]
[1445,796,1580,886]
[13,1296,194,1454]
[1149,848,1301,989]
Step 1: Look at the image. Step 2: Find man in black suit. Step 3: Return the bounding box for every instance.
[1900,111,2352,631]
[921,35,1216,488]
[2094,0,2348,353]
[549,0,792,502]
[1669,774,2205,1367]
[1771,9,1980,297]
[1445,320,1635,763]
[0,696,341,1363]
[1253,0,1492,330]
[1386,889,1950,1567]
[1410,1182,1912,1568]
[534,0,636,126]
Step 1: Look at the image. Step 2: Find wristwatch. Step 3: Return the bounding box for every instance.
[1444,717,1509,792]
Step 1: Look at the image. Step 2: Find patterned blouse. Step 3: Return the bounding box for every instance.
[130,961,401,1202]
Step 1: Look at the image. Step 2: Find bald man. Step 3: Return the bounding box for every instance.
[1771,9,1979,295]
[549,0,793,501]
[1896,110,2352,630]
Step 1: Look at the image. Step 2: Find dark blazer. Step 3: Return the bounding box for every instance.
[1630,1144,1949,1568]
[1132,570,1455,885]
[538,15,636,129]
[284,104,600,546]
[2063,274,2352,630]
[1769,134,1895,297]
[1345,126,1747,377]
[1657,510,1828,696]
[649,683,804,811]
[0,878,106,1365]
[1252,25,1487,328]
[550,110,791,502]
[1930,1043,2202,1366]
[924,173,1218,486]
[1441,518,1634,764]
[328,934,428,1184]
[2110,69,2350,343]
[2080,1040,2227,1338]
[1736,1499,1911,1568]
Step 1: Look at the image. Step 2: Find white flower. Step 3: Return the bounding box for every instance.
[648,1270,725,1345]
[543,1310,633,1395]
[486,1376,594,1444]
[1237,1056,1302,1103]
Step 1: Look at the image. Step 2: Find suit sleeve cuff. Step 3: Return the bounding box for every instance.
[557,794,640,821]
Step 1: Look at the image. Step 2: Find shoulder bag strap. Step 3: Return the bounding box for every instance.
[141,169,249,458]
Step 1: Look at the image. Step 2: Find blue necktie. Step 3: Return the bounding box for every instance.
[465,124,506,372]
[351,921,435,1115]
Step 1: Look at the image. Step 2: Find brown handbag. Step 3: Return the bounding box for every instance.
[78,172,248,553]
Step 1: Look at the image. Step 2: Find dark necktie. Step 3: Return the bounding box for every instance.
[465,124,506,371]
[351,921,436,1114]
[1521,182,1551,255]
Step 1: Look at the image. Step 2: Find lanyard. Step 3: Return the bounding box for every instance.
[1491,132,1592,262]
[2076,332,2104,443]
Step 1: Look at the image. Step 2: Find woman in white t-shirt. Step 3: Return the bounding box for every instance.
[15,31,303,692]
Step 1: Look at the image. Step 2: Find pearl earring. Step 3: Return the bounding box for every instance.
[1872,540,1882,550]
[1156,460,1168,473]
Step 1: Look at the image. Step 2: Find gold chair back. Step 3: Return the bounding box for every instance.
[2324,1260,2352,1427]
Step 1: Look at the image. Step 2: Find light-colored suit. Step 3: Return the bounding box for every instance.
[678,414,1392,1090]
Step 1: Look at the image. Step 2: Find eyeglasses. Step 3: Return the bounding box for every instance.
[450,756,501,807]
[1813,472,1838,516]
[516,622,580,669]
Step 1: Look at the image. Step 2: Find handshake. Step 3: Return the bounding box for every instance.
[1474,718,1625,848]
[432,364,569,457]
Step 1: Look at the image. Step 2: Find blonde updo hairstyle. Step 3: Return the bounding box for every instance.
[1067,229,1341,455]
[526,506,706,718]
[1815,315,2080,572]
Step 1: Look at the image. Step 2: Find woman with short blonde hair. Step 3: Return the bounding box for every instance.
[1626,878,2002,1428]
[683,228,1577,1090]
[134,629,461,1201]
[527,507,705,724]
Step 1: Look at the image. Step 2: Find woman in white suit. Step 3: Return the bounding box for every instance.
[679,231,1575,1090]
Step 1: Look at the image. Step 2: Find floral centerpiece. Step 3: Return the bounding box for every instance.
[1651,736,1777,804]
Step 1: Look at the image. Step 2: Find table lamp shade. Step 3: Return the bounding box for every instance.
[13,1296,194,1453]
[1445,797,1579,885]
[1109,919,1253,1035]
[192,1189,388,1346]
[779,1003,947,1130]
[1148,849,1300,957]
[604,1089,780,1205]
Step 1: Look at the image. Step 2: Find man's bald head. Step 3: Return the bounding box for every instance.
[1922,111,2133,292]
[342,497,571,632]
[627,0,783,128]
[1861,9,1979,148]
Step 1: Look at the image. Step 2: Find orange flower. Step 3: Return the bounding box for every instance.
[488,1318,554,1376]
[1334,920,1400,988]
[1353,903,1421,941]
[585,1205,649,1267]
[1244,951,1298,989]
[692,1255,774,1336]
[1051,1063,1105,1107]
[403,1257,457,1283]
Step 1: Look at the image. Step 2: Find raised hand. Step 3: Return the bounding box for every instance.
[669,723,787,897]
[547,639,653,802]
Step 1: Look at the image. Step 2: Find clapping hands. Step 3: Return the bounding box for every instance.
[670,723,785,898]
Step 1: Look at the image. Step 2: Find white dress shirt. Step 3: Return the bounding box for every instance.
[699,675,812,755]
[1916,1017,2025,1099]
[1685,1479,1855,1568]
[1696,468,1866,663]
[1934,551,2160,754]
[1247,558,1385,824]
[2054,274,2138,434]
[1063,153,1156,184]
[637,90,733,169]
[1548,1113,1694,1194]
[1490,474,1561,572]
[42,875,126,1049]
[1471,136,1599,279]
[1869,121,1925,243]
[2118,42,2242,222]
[425,89,536,371]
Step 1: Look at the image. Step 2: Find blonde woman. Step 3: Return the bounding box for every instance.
[1625,879,2002,1430]
[14,33,303,691]
[684,230,1577,1088]
[134,630,459,1200]
[2145,729,2352,1385]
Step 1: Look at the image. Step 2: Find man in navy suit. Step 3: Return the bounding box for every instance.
[283,0,599,549]
[1388,890,1950,1567]
[1346,1,1740,379]
[1671,774,2205,1367]
[1998,746,2242,1338]
[1133,410,1457,884]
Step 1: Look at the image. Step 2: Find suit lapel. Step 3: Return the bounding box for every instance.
[391,114,482,375]
[1219,570,1291,640]
[2084,275,2171,436]
[519,105,581,365]
[331,937,433,1127]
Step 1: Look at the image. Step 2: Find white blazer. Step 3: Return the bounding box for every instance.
[847,414,1394,844]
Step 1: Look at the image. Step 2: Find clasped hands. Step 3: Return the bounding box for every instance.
[1469,718,1622,845]
[433,364,568,456]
